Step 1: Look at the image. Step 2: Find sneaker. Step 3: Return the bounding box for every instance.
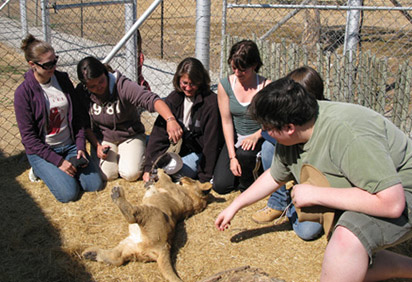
[252,206,283,224]
[28,167,40,183]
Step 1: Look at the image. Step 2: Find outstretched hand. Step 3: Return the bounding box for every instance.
[215,205,238,231]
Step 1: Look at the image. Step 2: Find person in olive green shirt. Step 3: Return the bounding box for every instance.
[215,77,412,282]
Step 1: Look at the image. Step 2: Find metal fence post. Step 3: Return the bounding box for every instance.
[220,0,227,77]
[125,0,138,82]
[344,0,361,99]
[19,0,28,38]
[41,0,51,42]
[103,0,162,65]
[195,0,211,71]
[344,0,361,57]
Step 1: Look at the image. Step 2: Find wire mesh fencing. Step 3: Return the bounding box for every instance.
[221,1,412,133]
[1,0,412,159]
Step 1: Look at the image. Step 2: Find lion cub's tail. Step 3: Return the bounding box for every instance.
[157,246,182,282]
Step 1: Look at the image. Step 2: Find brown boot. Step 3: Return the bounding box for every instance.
[252,206,283,223]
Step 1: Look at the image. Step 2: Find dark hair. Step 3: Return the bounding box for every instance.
[249,77,319,130]
[77,56,109,84]
[227,40,263,73]
[173,57,210,93]
[20,34,54,62]
[286,66,325,100]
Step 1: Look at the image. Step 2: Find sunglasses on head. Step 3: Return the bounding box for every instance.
[34,56,59,70]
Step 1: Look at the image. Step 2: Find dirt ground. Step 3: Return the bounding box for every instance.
[1,154,411,282]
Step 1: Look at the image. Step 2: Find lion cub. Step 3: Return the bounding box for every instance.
[82,169,212,282]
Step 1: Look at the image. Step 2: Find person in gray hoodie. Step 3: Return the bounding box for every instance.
[76,56,182,182]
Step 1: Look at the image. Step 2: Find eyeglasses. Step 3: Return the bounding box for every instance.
[180,80,198,88]
[34,56,59,70]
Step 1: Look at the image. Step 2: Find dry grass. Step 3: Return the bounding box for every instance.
[1,2,412,281]
[1,155,411,282]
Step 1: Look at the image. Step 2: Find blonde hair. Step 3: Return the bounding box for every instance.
[20,34,54,62]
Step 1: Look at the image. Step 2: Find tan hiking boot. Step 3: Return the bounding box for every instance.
[252,206,283,223]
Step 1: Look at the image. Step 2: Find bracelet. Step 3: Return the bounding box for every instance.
[229,156,236,160]
[166,116,176,122]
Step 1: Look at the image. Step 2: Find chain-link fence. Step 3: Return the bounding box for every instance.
[1,0,412,159]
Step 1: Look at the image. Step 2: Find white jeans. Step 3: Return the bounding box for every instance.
[100,134,146,181]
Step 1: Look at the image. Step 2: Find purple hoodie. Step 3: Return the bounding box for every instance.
[14,69,85,167]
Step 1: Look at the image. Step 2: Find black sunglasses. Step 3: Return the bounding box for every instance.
[34,56,59,70]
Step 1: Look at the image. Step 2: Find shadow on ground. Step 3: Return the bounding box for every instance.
[0,152,93,282]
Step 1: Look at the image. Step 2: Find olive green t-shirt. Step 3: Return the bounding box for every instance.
[270,101,412,193]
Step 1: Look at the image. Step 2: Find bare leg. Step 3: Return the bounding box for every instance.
[320,226,369,282]
[364,249,412,281]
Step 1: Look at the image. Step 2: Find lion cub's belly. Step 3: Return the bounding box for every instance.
[119,223,156,261]
[119,224,142,251]
[128,223,143,243]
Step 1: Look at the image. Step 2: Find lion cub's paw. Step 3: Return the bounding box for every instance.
[111,186,124,201]
[83,250,98,261]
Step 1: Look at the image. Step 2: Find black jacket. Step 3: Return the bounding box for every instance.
[143,90,223,182]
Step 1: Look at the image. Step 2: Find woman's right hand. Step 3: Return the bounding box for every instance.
[215,204,238,231]
[142,172,151,182]
[230,157,242,177]
[59,159,77,177]
[166,119,183,144]
[97,144,110,159]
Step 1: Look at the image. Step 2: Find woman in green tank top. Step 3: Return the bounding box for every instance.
[212,40,270,194]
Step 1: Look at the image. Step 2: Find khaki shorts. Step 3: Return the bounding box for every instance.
[335,190,412,263]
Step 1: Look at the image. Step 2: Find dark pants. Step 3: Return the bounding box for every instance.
[212,141,263,194]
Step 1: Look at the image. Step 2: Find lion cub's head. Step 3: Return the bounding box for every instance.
[179,175,212,213]
[154,169,212,212]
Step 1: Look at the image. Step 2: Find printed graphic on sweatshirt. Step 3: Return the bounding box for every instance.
[42,75,71,146]
[91,102,121,116]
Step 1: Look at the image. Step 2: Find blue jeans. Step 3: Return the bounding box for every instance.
[261,131,323,241]
[261,132,289,211]
[179,152,202,179]
[27,144,103,203]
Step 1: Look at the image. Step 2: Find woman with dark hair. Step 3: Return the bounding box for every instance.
[14,34,103,203]
[212,40,270,194]
[142,57,222,183]
[252,66,326,241]
[76,56,182,182]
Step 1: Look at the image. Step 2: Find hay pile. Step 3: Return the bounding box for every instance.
[1,154,411,282]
